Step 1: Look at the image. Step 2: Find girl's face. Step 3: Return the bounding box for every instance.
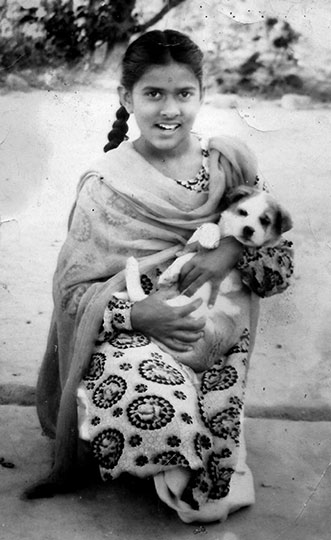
[119,62,202,156]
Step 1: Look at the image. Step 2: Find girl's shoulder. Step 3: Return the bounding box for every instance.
[194,132,256,164]
[208,134,255,156]
[206,134,258,188]
[79,142,140,180]
[208,135,257,167]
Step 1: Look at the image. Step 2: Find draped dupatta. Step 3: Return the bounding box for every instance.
[35,136,258,485]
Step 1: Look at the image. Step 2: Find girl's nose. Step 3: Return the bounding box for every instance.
[160,96,180,117]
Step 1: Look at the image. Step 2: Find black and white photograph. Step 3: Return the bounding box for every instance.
[1,0,330,538]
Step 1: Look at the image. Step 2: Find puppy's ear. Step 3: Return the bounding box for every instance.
[275,206,293,234]
[223,185,257,208]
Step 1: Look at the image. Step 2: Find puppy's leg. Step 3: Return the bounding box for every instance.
[125,257,148,302]
[158,253,195,287]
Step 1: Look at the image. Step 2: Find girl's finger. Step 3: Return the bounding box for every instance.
[162,338,194,352]
[182,275,209,297]
[178,267,201,293]
[160,314,205,335]
[176,315,206,331]
[178,263,195,284]
[174,298,204,317]
[208,280,221,307]
[170,330,204,343]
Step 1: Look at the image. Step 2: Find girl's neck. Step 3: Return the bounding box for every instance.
[133,134,203,180]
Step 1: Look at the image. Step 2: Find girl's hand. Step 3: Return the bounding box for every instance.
[130,289,206,352]
[178,236,244,306]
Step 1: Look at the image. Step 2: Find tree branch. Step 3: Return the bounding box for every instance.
[136,0,186,33]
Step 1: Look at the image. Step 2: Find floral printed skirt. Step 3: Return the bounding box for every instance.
[77,319,252,517]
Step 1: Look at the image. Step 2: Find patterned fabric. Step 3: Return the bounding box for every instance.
[174,148,210,192]
[78,299,251,510]
[237,240,294,298]
[34,136,293,521]
[77,158,294,515]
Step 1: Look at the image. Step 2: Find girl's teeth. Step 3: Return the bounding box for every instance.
[158,124,178,130]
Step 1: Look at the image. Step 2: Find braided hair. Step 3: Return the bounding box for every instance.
[104,105,130,153]
[104,29,204,152]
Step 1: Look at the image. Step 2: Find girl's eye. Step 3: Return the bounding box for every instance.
[146,90,161,99]
[179,91,192,99]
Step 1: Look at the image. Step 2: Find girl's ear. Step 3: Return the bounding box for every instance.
[118,85,134,114]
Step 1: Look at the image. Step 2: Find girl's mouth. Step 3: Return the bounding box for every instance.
[156,123,180,131]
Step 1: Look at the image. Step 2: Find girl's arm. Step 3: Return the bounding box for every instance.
[100,290,206,353]
[178,236,294,304]
[179,168,294,302]
[131,290,206,352]
[178,236,244,305]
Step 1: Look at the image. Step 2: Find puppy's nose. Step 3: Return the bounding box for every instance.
[243,225,254,238]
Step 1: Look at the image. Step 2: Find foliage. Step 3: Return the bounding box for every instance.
[0,0,329,98]
[39,0,138,62]
[158,0,304,96]
[212,18,302,95]
[0,0,185,70]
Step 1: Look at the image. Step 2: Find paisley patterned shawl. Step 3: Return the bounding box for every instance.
[36,135,258,483]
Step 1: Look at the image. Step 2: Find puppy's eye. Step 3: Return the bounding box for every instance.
[237,209,248,217]
[260,216,271,227]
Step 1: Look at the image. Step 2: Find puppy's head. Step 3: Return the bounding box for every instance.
[221,185,293,247]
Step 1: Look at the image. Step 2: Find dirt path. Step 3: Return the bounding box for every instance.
[1,89,331,417]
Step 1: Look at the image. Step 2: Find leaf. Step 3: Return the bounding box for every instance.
[18,14,38,24]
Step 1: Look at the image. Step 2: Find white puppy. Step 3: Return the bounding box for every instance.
[125,186,292,372]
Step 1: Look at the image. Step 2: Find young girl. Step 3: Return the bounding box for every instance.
[29,30,293,523]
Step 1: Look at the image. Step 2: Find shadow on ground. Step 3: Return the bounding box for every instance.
[1,406,330,540]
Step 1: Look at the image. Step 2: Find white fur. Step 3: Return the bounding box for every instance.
[124,188,292,371]
[188,222,221,249]
[220,191,286,247]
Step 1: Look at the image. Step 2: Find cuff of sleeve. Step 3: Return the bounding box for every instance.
[111,296,134,331]
[236,246,257,271]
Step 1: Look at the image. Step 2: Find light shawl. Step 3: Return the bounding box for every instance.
[36,136,258,484]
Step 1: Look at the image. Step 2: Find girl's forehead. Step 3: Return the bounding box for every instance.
[135,62,200,88]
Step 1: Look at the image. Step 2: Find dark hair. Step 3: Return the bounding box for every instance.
[104,29,203,152]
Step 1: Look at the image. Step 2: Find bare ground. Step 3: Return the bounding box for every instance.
[0,89,331,417]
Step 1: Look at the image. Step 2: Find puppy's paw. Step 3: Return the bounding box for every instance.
[158,267,178,287]
[158,253,195,287]
[125,256,140,278]
[125,256,147,302]
[193,223,221,249]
